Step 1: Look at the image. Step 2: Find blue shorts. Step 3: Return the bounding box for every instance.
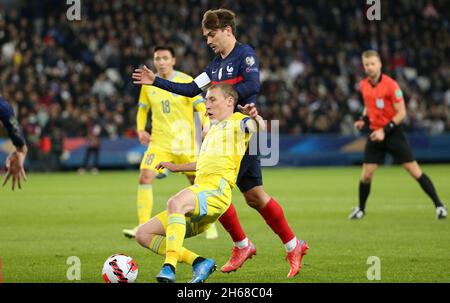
[236,154,263,193]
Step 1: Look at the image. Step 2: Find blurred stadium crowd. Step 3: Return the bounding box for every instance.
[1,0,449,161]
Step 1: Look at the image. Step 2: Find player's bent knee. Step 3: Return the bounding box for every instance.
[167,196,184,214]
[245,199,263,210]
[243,187,270,210]
[403,162,422,179]
[139,169,155,185]
[135,226,151,247]
[362,172,373,183]
[244,195,266,210]
[361,166,376,183]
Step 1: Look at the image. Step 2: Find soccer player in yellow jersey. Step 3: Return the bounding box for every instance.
[122,46,218,239]
[135,83,265,283]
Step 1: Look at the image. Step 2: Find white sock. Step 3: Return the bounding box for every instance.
[284,237,298,252]
[234,238,249,249]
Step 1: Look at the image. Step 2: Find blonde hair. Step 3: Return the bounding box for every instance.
[208,83,239,105]
[362,50,381,61]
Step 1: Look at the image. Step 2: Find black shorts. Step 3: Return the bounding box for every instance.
[236,154,263,193]
[363,126,415,164]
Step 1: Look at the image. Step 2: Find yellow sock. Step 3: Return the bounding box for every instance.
[149,235,199,265]
[179,247,199,265]
[137,184,153,225]
[149,235,166,256]
[165,214,186,268]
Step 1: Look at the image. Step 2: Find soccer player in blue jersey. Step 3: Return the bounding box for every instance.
[0,95,27,190]
[133,9,308,278]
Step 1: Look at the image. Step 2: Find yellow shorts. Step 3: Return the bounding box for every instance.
[140,146,197,177]
[154,178,231,238]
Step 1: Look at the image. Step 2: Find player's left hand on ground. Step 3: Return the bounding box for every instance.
[2,151,27,190]
[370,128,385,142]
[237,103,258,118]
[155,161,178,172]
[132,65,156,85]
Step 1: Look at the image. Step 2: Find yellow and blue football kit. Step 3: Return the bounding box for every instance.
[134,71,208,226]
[154,112,253,238]
[137,70,209,177]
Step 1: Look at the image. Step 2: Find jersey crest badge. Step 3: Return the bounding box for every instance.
[245,56,255,66]
[376,98,384,109]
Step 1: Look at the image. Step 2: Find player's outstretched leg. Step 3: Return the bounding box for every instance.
[244,186,309,278]
[219,203,257,273]
[189,258,217,283]
[259,198,309,278]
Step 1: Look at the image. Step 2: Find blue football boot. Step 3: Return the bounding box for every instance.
[156,264,176,283]
[189,258,217,283]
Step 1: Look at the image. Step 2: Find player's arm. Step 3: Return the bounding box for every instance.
[234,50,261,104]
[244,115,266,133]
[1,98,27,189]
[391,100,406,125]
[155,161,196,172]
[355,107,369,130]
[0,103,26,150]
[132,65,208,98]
[381,82,406,133]
[136,87,151,145]
[355,81,369,130]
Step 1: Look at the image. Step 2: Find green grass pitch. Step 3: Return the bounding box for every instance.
[1,164,449,283]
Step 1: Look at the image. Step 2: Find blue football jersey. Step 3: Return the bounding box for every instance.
[0,96,26,147]
[153,42,261,107]
[203,42,260,106]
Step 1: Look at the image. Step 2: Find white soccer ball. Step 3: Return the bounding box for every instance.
[102,254,138,283]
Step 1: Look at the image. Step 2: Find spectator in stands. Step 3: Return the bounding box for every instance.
[0,0,448,172]
[78,113,102,174]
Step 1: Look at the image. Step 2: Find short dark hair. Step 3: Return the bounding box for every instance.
[208,83,239,105]
[202,9,236,35]
[154,46,175,57]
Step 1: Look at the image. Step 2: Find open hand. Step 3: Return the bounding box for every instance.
[132,65,156,85]
[2,151,27,190]
[237,103,258,118]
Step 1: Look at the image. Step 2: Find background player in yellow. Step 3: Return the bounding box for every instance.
[122,46,218,239]
[135,83,265,283]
